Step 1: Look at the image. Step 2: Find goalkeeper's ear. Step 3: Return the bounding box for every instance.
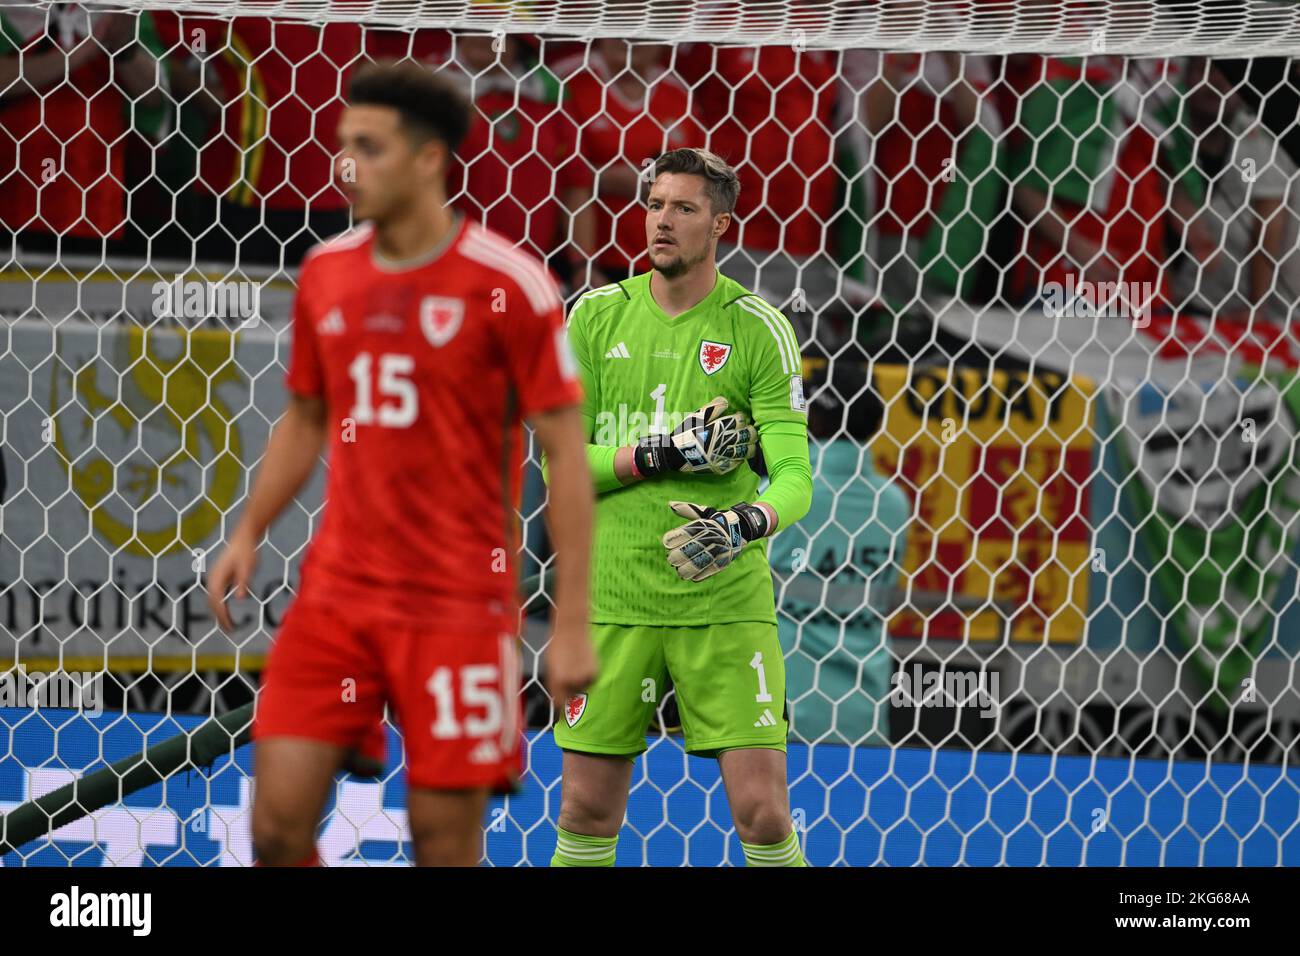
[710,210,733,243]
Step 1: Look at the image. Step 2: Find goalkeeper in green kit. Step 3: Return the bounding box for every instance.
[547,148,813,867]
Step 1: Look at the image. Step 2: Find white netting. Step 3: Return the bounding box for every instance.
[86,0,1300,56]
[1,1,1299,866]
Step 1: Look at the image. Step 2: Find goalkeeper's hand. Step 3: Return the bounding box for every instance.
[633,396,757,477]
[661,500,772,582]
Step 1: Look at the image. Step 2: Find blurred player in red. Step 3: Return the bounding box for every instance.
[206,61,597,867]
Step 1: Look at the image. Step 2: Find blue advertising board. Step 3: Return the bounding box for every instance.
[2,708,1296,866]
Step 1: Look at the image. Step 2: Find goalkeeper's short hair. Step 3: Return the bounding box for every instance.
[653,147,741,215]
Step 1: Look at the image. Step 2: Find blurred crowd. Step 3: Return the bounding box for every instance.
[2,6,1298,347]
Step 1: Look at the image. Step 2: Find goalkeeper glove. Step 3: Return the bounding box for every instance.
[632,396,757,477]
[661,500,772,582]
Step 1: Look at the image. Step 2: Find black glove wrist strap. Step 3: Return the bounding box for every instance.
[633,435,683,477]
[731,502,771,541]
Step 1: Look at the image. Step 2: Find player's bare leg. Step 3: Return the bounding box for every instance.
[556,751,634,837]
[407,787,491,866]
[550,751,632,866]
[718,747,805,865]
[252,737,347,865]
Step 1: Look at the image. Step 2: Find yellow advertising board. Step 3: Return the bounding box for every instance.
[805,360,1094,643]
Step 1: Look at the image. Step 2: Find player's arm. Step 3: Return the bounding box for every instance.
[663,302,812,582]
[546,297,736,492]
[662,422,812,582]
[583,389,760,489]
[579,393,758,490]
[530,404,598,704]
[552,300,754,491]
[751,420,814,534]
[207,393,327,629]
[502,274,598,704]
[583,394,760,488]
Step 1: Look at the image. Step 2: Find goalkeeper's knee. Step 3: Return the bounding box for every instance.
[550,826,618,867]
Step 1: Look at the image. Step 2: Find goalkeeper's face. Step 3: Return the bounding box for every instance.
[646,173,728,279]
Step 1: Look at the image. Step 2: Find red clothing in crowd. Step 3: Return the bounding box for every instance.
[558,56,705,274]
[678,43,840,256]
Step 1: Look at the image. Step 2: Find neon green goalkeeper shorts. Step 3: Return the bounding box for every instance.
[553,622,788,758]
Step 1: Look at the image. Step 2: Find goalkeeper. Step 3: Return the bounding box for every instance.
[548,148,813,867]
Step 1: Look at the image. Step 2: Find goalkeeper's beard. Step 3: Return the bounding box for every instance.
[651,244,709,280]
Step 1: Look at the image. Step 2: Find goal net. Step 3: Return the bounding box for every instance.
[2,0,1299,865]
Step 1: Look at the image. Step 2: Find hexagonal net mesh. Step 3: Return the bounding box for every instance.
[1,1,1299,866]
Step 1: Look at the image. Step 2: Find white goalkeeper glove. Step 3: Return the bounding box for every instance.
[633,396,757,477]
[661,500,772,582]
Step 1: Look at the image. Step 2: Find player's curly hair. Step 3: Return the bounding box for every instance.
[653,148,741,215]
[348,60,471,153]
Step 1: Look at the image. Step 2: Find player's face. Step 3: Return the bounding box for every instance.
[645,173,729,279]
[335,105,444,223]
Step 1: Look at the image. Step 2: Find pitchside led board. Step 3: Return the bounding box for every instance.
[801,357,1094,645]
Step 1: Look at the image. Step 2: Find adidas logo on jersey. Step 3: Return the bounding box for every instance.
[469,739,501,764]
[604,341,631,359]
[753,708,778,728]
[317,308,345,335]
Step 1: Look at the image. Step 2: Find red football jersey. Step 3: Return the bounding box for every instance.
[0,14,128,238]
[449,82,591,262]
[285,217,582,627]
[678,44,839,256]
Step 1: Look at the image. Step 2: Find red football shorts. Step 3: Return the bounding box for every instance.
[255,598,523,791]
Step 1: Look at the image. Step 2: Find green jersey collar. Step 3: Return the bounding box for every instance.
[638,268,727,327]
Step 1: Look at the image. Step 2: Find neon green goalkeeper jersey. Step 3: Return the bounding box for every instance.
[565,270,809,625]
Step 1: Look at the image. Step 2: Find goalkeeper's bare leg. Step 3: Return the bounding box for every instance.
[556,752,634,837]
[555,748,801,865]
[552,752,633,866]
[717,748,803,854]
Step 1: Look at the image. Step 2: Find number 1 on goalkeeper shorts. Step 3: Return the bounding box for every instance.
[750,651,773,703]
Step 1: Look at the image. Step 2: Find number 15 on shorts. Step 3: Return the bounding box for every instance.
[426,664,503,739]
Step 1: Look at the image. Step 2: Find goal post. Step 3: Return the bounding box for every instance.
[2,0,1299,866]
